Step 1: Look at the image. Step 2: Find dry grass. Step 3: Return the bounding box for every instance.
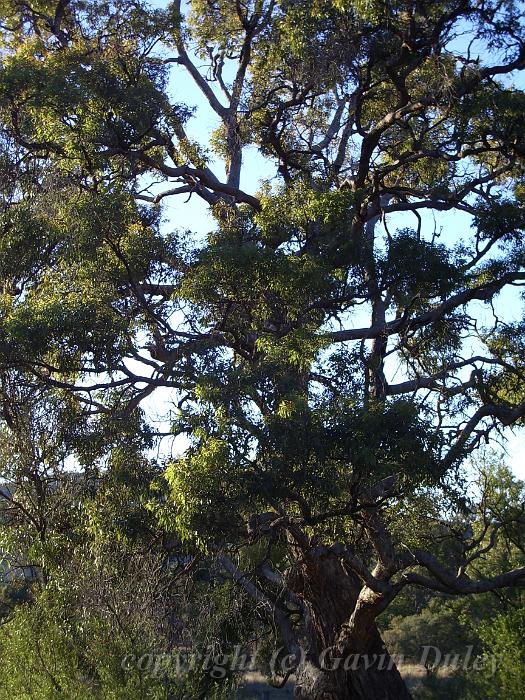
[237,672,294,699]
[236,664,455,698]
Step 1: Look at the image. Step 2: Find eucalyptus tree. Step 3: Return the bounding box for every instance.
[1,1,525,698]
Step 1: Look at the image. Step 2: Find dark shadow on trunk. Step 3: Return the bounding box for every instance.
[289,552,412,700]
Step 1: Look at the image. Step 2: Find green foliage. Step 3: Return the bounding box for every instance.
[381,230,462,310]
[0,380,244,700]
[255,180,359,256]
[0,1,525,695]
[0,181,171,371]
[380,459,525,699]
[0,3,171,170]
[383,595,478,660]
[467,607,525,700]
[473,197,525,245]
[0,581,171,700]
[163,391,443,549]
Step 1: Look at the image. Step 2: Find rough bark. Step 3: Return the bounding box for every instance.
[293,634,411,700]
[290,553,412,700]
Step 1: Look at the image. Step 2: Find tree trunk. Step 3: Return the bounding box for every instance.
[289,551,412,700]
[293,630,411,700]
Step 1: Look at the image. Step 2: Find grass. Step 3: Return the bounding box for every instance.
[235,664,457,698]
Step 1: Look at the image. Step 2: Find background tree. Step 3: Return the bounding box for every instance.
[1,1,525,698]
[0,375,255,700]
[380,457,525,698]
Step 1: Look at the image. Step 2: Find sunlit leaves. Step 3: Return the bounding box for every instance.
[381,229,462,310]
